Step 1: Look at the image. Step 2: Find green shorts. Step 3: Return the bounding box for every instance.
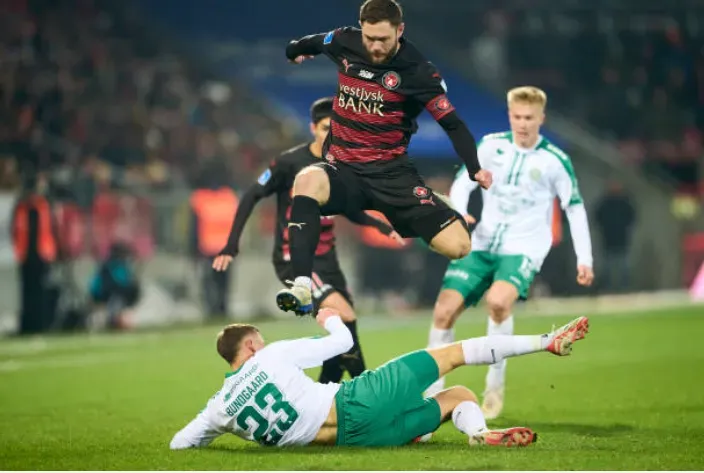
[335,350,441,447]
[442,251,537,307]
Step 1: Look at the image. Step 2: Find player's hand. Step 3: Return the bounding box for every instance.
[464,214,476,224]
[290,55,314,64]
[576,265,594,287]
[212,254,234,272]
[316,308,339,328]
[474,169,493,190]
[388,231,406,246]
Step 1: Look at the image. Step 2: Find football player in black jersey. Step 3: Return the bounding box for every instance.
[276,0,493,315]
[214,97,403,383]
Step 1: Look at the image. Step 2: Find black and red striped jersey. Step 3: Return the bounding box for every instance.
[311,27,454,168]
[255,143,336,263]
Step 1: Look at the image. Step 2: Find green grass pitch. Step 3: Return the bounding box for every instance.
[1,306,702,470]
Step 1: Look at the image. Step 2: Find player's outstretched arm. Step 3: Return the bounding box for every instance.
[565,203,594,286]
[214,162,285,271]
[550,148,594,286]
[286,28,349,64]
[346,210,405,246]
[170,413,222,450]
[437,113,491,189]
[410,63,492,189]
[346,210,393,233]
[213,184,267,271]
[267,311,353,370]
[285,32,331,62]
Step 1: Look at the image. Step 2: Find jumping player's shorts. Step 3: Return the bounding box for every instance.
[442,251,538,307]
[316,156,463,244]
[274,249,353,311]
[334,350,442,446]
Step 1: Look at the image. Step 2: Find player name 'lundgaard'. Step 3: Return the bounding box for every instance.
[224,365,269,417]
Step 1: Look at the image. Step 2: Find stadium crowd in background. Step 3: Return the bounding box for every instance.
[0,0,296,194]
[461,6,704,194]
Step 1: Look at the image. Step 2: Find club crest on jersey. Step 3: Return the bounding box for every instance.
[530,168,542,181]
[413,186,429,198]
[382,71,401,90]
[434,96,451,111]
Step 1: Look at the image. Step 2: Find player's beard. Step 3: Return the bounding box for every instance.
[367,40,400,64]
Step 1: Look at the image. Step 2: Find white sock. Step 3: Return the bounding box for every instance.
[452,401,487,436]
[293,276,312,290]
[486,316,514,390]
[428,326,455,348]
[461,334,547,365]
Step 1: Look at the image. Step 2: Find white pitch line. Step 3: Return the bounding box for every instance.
[0,352,128,373]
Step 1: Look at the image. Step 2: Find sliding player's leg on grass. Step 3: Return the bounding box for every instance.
[422,315,589,445]
[337,316,589,447]
[425,251,493,397]
[426,251,538,420]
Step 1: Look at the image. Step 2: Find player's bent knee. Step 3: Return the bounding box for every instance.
[485,283,518,320]
[446,385,478,404]
[485,294,511,320]
[433,291,465,329]
[292,166,330,204]
[434,386,479,420]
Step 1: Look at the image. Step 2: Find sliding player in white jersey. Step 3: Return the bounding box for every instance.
[170,309,589,449]
[425,86,595,420]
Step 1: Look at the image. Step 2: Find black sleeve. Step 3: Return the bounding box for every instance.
[410,62,481,178]
[218,185,268,257]
[285,29,340,61]
[219,161,286,256]
[346,210,394,235]
[438,112,481,178]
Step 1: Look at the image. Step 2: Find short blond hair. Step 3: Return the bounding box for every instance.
[507,86,547,108]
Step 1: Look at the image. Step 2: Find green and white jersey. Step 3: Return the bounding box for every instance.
[451,131,592,269]
[170,317,352,449]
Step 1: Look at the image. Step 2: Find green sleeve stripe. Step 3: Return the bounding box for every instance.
[542,142,583,206]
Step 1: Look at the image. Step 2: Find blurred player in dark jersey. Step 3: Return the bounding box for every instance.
[277,0,494,315]
[213,97,402,383]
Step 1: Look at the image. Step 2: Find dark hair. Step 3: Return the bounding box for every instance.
[310,97,334,124]
[216,324,260,364]
[360,0,403,27]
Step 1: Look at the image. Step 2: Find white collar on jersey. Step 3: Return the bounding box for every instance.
[512,134,545,153]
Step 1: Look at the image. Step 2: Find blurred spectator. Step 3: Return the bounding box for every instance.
[11,172,59,334]
[595,180,637,293]
[88,242,140,330]
[189,162,238,317]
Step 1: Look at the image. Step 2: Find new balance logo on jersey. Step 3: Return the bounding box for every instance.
[359,69,374,79]
[288,222,306,230]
